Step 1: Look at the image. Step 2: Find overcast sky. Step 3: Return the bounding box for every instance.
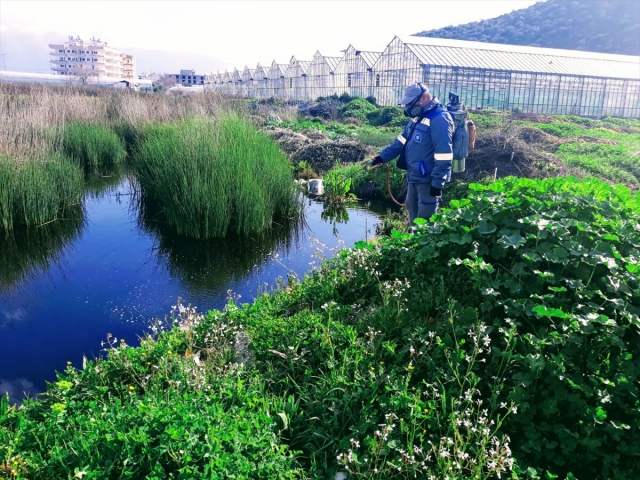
[1,0,539,73]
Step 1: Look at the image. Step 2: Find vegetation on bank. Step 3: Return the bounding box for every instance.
[135,114,300,238]
[2,176,639,479]
[57,122,126,172]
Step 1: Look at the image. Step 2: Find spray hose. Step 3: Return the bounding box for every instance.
[385,164,405,208]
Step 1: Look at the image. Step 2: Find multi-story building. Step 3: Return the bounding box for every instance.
[173,69,206,86]
[49,36,136,81]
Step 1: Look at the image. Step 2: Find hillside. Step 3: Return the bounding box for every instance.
[414,0,640,56]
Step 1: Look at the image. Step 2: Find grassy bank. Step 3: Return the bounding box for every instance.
[2,176,638,479]
[134,114,300,238]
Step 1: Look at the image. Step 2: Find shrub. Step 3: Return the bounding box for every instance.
[338,92,354,103]
[341,116,362,126]
[367,105,405,126]
[134,114,300,238]
[365,96,377,106]
[58,122,126,172]
[339,98,378,122]
[304,100,341,120]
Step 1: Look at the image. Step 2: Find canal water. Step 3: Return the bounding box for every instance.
[0,173,385,404]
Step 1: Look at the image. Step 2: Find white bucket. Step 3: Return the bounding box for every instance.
[308,179,324,195]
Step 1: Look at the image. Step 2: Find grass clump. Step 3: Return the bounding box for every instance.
[0,154,84,230]
[134,114,299,239]
[58,122,126,172]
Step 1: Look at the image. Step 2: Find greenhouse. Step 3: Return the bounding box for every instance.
[334,45,382,99]
[284,57,312,100]
[267,60,288,98]
[207,35,640,117]
[254,63,270,98]
[307,51,342,99]
[372,36,640,117]
[242,66,256,97]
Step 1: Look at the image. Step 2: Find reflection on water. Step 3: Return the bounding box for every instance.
[138,201,305,293]
[0,170,383,403]
[0,206,86,292]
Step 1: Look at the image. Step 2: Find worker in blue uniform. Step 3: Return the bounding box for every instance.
[370,82,454,224]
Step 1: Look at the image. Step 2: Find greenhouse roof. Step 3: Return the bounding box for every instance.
[357,51,382,68]
[397,36,640,80]
[325,56,342,72]
[298,60,311,74]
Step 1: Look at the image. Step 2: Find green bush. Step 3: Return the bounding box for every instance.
[58,122,126,172]
[0,154,84,230]
[366,177,640,478]
[339,98,378,122]
[134,114,300,238]
[367,105,405,126]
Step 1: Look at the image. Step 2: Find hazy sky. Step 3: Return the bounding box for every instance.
[1,0,539,72]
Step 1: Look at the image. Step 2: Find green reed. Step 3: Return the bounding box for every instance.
[134,114,300,239]
[0,154,84,230]
[58,122,126,172]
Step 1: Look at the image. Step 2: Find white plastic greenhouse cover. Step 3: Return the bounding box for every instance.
[396,36,640,80]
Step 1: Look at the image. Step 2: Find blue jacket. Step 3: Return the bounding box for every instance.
[379,98,454,188]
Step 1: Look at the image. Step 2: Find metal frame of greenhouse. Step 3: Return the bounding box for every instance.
[307,51,342,99]
[284,57,312,100]
[334,45,382,100]
[208,35,640,118]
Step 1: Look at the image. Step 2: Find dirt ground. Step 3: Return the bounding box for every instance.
[262,126,376,173]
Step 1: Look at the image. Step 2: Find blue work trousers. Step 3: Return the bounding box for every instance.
[405,182,440,225]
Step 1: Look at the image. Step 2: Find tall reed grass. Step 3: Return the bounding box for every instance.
[134,114,300,238]
[0,154,84,230]
[57,122,126,171]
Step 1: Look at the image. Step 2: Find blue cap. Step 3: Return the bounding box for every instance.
[398,82,429,105]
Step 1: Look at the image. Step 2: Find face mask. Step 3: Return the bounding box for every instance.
[403,92,424,117]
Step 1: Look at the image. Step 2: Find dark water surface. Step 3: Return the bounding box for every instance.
[0,174,384,403]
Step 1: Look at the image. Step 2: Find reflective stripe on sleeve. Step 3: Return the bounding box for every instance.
[420,118,431,126]
[397,135,407,145]
[434,153,454,161]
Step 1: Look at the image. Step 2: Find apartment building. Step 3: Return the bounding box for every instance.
[49,36,136,80]
[174,69,205,86]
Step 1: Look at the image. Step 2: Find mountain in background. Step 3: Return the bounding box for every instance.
[0,29,232,75]
[414,0,640,56]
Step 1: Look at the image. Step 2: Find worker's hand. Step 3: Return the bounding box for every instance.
[368,156,384,168]
[430,185,442,198]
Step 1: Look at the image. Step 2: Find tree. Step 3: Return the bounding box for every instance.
[153,74,177,92]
